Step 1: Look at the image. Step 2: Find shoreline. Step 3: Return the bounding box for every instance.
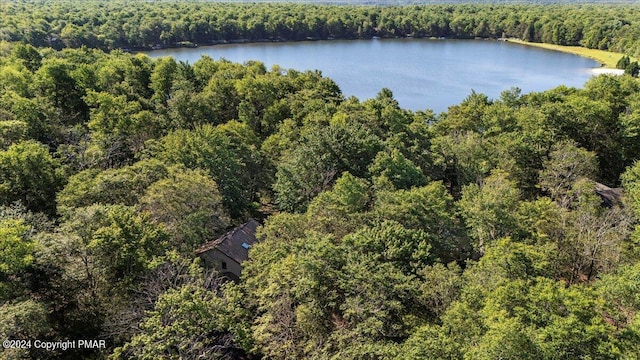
[505,38,632,69]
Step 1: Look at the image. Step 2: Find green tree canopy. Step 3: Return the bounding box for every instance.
[139,167,230,252]
[0,141,66,215]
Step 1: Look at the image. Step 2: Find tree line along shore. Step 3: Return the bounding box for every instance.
[2,2,640,57]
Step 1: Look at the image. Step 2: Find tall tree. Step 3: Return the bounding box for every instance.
[151,125,252,219]
[0,141,66,215]
[458,171,521,257]
[139,168,230,252]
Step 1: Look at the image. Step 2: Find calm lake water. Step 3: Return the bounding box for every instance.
[144,39,601,113]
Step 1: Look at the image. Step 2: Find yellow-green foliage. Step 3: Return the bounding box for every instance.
[508,39,636,68]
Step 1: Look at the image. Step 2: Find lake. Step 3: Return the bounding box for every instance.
[144,38,601,113]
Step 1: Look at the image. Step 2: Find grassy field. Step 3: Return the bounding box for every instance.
[507,39,634,69]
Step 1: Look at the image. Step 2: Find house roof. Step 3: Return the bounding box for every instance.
[196,219,260,264]
[595,182,623,208]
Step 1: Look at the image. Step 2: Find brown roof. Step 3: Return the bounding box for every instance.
[595,182,623,208]
[196,219,260,264]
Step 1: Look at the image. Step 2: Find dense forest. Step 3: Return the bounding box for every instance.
[2,1,640,359]
[3,1,640,57]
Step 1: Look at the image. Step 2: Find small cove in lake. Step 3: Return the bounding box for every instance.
[144,38,601,113]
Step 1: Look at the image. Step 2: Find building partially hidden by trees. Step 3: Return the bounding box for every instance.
[196,219,260,281]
